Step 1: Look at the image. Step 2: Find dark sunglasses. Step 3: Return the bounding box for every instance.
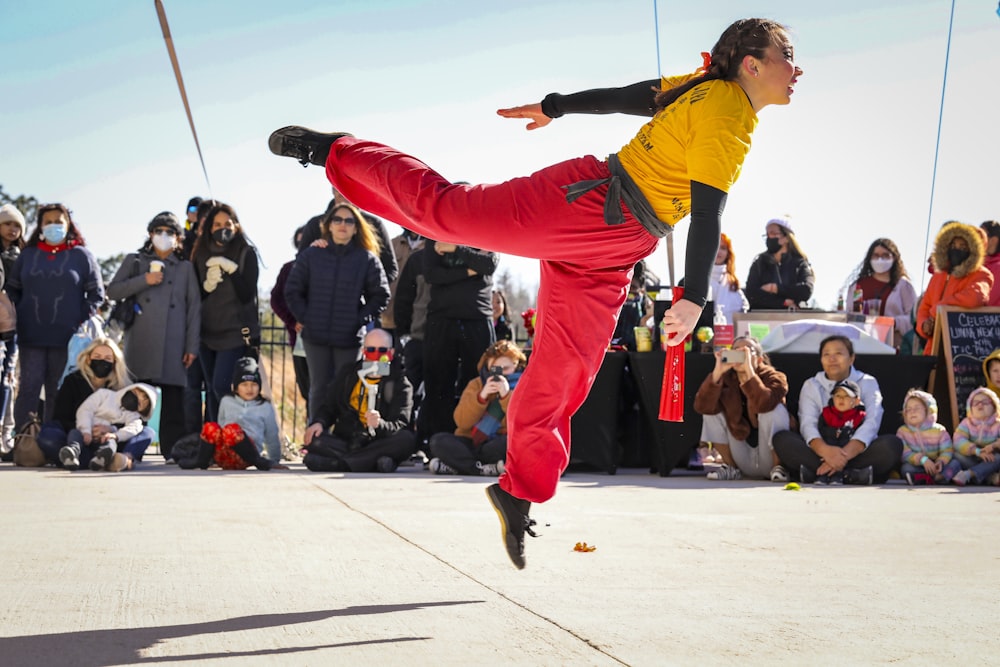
[365,346,390,354]
[329,216,356,226]
[152,228,178,236]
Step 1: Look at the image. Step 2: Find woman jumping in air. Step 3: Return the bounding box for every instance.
[269,17,802,569]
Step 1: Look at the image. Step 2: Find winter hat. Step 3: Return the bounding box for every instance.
[902,389,937,428]
[0,204,26,237]
[831,379,861,399]
[765,216,794,235]
[232,356,261,389]
[147,211,184,236]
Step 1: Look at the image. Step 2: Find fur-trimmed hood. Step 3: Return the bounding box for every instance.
[932,221,986,278]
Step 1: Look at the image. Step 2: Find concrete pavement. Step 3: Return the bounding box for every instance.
[1,459,999,666]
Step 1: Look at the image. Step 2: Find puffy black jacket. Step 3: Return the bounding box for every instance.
[284,242,389,347]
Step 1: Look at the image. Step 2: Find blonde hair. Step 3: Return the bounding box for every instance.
[477,339,527,372]
[75,337,129,390]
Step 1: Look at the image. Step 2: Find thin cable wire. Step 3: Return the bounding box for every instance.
[653,0,662,78]
[154,0,213,197]
[920,0,956,294]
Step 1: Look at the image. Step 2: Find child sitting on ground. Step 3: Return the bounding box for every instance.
[59,383,157,472]
[178,357,285,471]
[983,350,1000,395]
[897,389,960,485]
[808,379,870,485]
[952,387,1000,486]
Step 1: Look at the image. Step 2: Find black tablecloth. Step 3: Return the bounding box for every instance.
[568,351,628,474]
[625,351,939,476]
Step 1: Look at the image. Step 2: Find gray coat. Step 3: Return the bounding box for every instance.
[107,250,200,387]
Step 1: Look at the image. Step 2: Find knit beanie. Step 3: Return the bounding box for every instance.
[147,211,184,236]
[0,204,26,237]
[232,356,261,389]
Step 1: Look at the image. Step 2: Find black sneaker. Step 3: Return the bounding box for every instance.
[828,471,845,486]
[845,465,874,486]
[798,464,817,484]
[375,456,396,473]
[485,483,538,570]
[267,126,353,167]
[814,474,832,486]
[89,444,114,471]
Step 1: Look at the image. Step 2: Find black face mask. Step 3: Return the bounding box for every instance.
[212,228,234,245]
[90,359,114,379]
[765,237,782,254]
[121,391,139,412]
[947,248,970,269]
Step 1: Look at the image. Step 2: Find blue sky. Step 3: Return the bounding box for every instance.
[3,0,998,308]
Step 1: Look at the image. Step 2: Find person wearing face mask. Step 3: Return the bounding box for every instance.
[6,203,104,433]
[427,340,526,476]
[300,328,415,473]
[58,383,157,472]
[916,221,993,355]
[107,212,201,460]
[189,202,261,423]
[35,338,130,466]
[745,216,814,311]
[843,238,916,350]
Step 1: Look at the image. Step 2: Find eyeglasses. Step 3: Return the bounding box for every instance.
[153,228,178,236]
[971,399,993,408]
[364,346,390,354]
[329,216,356,226]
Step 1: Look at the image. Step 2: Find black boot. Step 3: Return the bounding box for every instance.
[485,484,539,570]
[231,438,272,471]
[303,452,349,472]
[178,438,214,470]
[267,126,353,167]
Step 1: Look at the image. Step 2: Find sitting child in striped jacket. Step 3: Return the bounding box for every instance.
[897,389,960,485]
[952,387,1000,486]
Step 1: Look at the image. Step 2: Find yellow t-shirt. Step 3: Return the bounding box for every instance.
[617,77,758,226]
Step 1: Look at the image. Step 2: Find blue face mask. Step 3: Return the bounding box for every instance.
[42,224,68,245]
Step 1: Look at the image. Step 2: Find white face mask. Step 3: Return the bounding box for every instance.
[152,233,175,252]
[870,257,894,274]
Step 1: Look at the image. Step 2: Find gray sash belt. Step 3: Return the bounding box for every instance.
[561,153,673,239]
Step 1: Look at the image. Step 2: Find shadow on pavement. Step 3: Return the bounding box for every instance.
[0,601,482,666]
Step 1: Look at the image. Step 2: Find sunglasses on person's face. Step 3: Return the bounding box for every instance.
[365,346,390,354]
[329,216,356,226]
[153,228,178,236]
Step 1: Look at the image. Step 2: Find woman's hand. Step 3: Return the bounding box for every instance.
[182,353,197,368]
[660,300,703,346]
[921,317,935,337]
[311,239,329,249]
[145,271,164,286]
[303,423,323,446]
[496,103,552,131]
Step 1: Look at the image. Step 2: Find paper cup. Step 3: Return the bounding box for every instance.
[149,261,164,273]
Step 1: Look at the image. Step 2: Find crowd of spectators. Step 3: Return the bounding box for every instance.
[1,197,998,485]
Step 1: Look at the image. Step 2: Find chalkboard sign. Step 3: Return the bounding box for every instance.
[931,307,1000,431]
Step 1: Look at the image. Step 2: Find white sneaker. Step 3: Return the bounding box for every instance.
[59,445,80,471]
[428,458,457,475]
[477,460,506,476]
[706,463,742,481]
[769,465,790,483]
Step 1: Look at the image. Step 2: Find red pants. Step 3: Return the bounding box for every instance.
[328,138,659,502]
